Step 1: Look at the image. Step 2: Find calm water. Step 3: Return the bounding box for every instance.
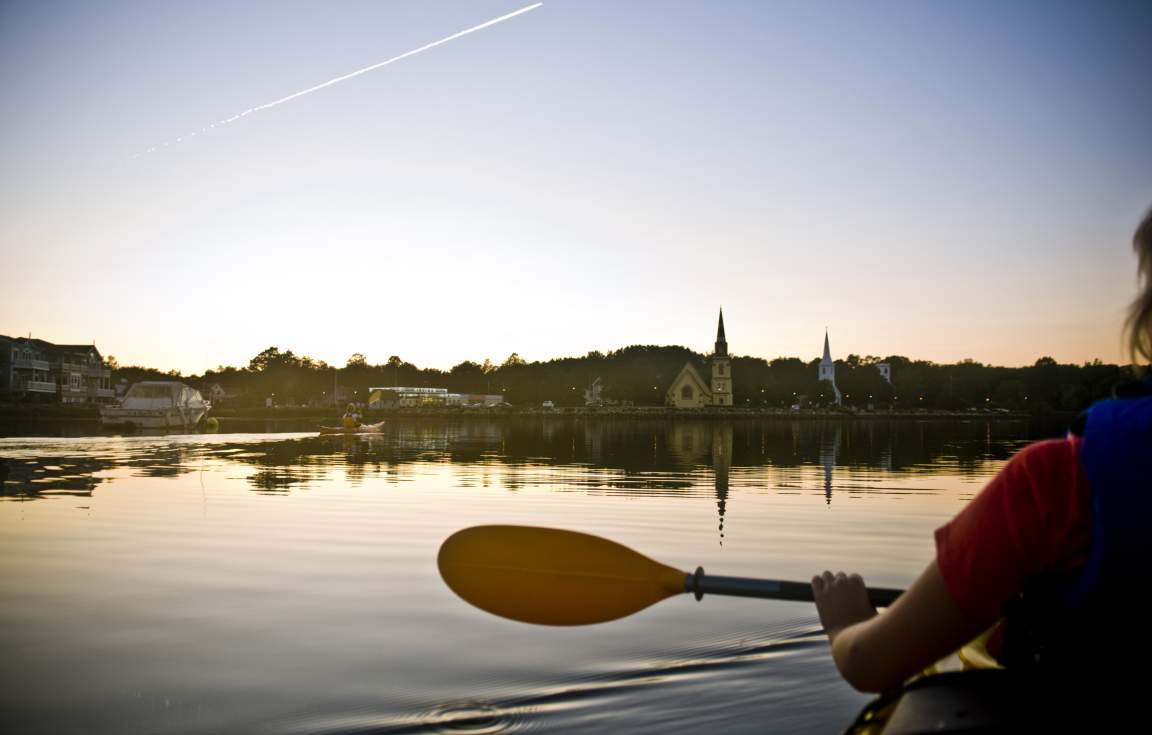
[0,418,1063,734]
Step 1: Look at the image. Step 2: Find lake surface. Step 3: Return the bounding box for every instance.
[0,417,1064,734]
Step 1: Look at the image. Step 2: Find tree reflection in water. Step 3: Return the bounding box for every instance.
[0,417,1063,507]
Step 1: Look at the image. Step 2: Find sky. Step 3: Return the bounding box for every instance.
[2,0,1151,374]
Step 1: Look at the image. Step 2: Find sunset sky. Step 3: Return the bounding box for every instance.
[2,0,1151,374]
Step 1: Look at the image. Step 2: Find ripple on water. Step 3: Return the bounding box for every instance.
[286,623,834,735]
[284,700,525,735]
[421,701,521,734]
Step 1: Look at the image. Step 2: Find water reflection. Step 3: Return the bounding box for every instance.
[712,425,730,543]
[0,417,1059,506]
[0,417,1068,735]
[819,424,840,505]
[0,454,110,500]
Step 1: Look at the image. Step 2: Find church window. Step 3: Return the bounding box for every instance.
[718,364,725,375]
[681,385,694,400]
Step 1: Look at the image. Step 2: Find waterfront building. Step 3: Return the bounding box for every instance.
[369,386,447,407]
[55,344,114,404]
[666,309,733,408]
[666,362,712,408]
[0,336,55,401]
[0,336,113,403]
[367,386,504,408]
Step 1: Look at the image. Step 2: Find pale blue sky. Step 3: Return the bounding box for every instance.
[2,1,1150,373]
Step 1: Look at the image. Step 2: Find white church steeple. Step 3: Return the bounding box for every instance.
[817,329,842,405]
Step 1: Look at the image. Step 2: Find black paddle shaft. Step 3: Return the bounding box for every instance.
[686,567,903,608]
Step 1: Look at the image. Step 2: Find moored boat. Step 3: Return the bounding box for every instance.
[100,381,211,429]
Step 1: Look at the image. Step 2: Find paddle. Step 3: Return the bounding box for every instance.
[437,525,904,626]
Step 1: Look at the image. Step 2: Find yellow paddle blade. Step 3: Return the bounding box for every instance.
[438,525,689,626]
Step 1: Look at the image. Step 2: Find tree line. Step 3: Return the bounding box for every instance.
[112,345,1135,413]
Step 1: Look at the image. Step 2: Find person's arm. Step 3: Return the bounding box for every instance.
[813,438,1087,692]
[812,561,992,692]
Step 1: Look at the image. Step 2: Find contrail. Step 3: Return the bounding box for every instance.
[133,2,543,158]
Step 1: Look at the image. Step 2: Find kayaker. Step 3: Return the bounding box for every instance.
[341,403,361,429]
[811,205,1152,699]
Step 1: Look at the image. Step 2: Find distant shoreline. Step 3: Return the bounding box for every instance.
[0,402,1047,424]
[354,406,1040,421]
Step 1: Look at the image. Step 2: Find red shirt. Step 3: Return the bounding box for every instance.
[935,437,1093,623]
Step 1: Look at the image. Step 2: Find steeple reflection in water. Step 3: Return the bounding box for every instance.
[713,425,732,544]
[819,424,842,506]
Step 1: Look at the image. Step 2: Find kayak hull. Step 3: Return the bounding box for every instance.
[318,421,385,435]
[845,669,1021,734]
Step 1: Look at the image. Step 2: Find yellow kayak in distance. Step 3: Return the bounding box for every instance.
[317,421,386,435]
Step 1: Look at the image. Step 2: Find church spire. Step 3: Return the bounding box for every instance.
[818,328,842,405]
[715,308,727,357]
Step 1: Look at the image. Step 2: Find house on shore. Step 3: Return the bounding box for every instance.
[0,336,114,404]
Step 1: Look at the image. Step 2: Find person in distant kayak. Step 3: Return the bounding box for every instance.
[811,206,1152,697]
[342,403,361,429]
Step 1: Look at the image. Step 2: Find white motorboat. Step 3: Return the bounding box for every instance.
[100,381,211,429]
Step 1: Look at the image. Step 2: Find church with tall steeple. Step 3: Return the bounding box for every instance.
[666,309,733,408]
[817,329,843,405]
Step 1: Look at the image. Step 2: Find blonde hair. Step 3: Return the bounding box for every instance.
[1127,206,1152,365]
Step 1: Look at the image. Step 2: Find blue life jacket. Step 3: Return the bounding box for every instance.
[1003,382,1152,672]
[1063,391,1152,611]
